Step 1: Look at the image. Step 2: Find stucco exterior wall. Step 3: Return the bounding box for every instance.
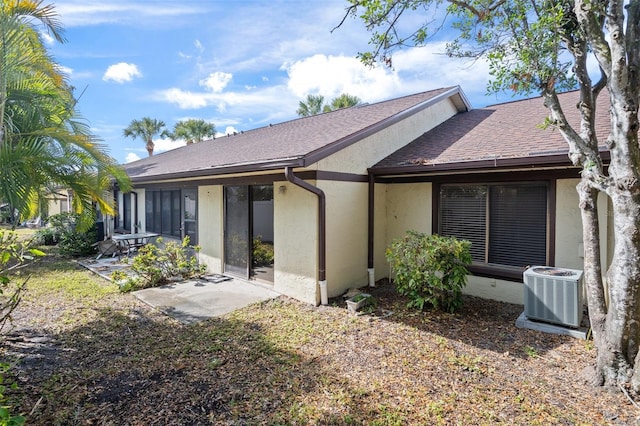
[371,178,611,305]
[197,185,223,273]
[273,181,319,305]
[555,179,583,270]
[317,180,369,296]
[316,99,459,174]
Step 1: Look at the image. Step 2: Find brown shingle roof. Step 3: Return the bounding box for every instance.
[372,90,610,174]
[124,87,467,182]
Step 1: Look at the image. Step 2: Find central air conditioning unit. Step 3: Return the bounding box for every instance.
[523,266,584,328]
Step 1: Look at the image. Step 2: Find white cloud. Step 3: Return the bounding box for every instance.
[285,54,401,102]
[55,65,73,76]
[103,62,142,83]
[160,88,211,109]
[125,152,141,163]
[153,138,185,154]
[199,72,233,93]
[40,31,55,45]
[223,126,238,135]
[55,2,209,27]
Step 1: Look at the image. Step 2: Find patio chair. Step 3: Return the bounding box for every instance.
[95,239,126,260]
[26,216,41,228]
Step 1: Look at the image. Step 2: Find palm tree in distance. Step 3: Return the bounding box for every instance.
[123,117,166,156]
[329,93,361,110]
[295,93,362,117]
[163,118,216,145]
[296,94,325,117]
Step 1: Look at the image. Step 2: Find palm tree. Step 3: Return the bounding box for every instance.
[0,1,130,230]
[329,93,361,110]
[296,93,361,117]
[296,94,325,117]
[163,118,216,145]
[123,117,166,156]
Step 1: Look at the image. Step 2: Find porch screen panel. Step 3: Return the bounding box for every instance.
[488,184,547,267]
[440,185,487,263]
[145,192,155,232]
[183,189,197,244]
[170,190,181,237]
[161,191,172,235]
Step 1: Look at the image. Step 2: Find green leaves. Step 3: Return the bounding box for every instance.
[0,1,130,226]
[386,231,471,312]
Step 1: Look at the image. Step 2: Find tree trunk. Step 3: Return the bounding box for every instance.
[596,188,640,390]
[577,180,607,385]
[146,139,154,157]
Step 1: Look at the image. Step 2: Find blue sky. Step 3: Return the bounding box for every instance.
[47,0,517,164]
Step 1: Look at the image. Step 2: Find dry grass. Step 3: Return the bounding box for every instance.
[2,254,638,425]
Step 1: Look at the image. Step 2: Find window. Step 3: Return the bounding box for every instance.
[145,189,196,242]
[439,183,548,271]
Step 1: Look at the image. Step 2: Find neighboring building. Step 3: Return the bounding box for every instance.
[118,86,611,306]
[46,189,72,217]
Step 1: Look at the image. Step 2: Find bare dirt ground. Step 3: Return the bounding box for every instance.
[2,261,639,425]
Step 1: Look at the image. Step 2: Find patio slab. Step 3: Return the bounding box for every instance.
[77,257,280,324]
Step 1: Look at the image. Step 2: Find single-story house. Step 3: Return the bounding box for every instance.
[117,86,612,306]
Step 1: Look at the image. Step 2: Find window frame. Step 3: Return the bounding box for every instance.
[433,180,555,281]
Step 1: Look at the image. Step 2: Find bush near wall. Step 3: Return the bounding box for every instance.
[386,231,472,313]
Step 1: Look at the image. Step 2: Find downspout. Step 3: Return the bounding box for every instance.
[367,173,375,287]
[284,167,327,305]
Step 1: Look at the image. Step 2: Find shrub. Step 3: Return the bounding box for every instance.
[34,227,56,246]
[57,230,97,258]
[119,236,207,292]
[385,231,472,313]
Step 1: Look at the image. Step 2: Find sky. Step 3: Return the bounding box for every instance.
[46,0,520,164]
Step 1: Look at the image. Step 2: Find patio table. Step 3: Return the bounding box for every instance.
[112,232,160,256]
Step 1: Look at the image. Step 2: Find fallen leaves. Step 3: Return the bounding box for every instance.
[1,263,639,425]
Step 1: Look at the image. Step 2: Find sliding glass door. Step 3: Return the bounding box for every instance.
[223,185,274,282]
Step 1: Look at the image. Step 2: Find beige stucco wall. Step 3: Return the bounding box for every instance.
[316,99,460,174]
[273,181,319,304]
[371,178,614,306]
[197,185,223,273]
[317,180,369,296]
[555,179,583,270]
[373,182,433,278]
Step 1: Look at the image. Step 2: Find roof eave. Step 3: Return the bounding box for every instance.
[128,157,305,184]
[369,154,577,177]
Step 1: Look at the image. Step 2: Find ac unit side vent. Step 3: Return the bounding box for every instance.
[523,266,584,328]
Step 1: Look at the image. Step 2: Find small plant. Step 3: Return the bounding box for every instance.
[352,294,367,303]
[0,362,24,426]
[524,345,538,358]
[0,231,44,425]
[386,231,471,313]
[252,236,274,267]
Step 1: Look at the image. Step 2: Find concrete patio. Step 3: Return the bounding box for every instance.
[77,257,280,324]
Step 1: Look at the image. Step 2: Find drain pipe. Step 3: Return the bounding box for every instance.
[367,173,375,287]
[284,167,327,305]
